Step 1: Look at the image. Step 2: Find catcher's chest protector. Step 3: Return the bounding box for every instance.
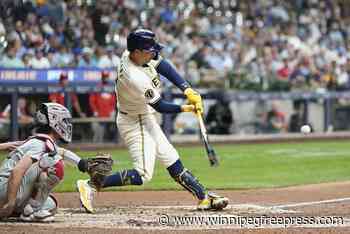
[27,134,64,181]
[24,134,58,156]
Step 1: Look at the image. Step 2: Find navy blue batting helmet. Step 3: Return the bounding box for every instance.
[127,29,164,54]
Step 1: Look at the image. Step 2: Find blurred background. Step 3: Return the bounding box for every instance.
[1,0,350,143]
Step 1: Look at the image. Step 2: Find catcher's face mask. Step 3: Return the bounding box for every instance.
[36,103,73,143]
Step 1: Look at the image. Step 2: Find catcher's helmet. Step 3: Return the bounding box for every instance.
[35,103,73,142]
[127,29,164,54]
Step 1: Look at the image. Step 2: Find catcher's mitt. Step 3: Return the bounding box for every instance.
[85,153,113,191]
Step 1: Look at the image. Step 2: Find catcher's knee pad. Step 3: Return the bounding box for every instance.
[168,161,206,200]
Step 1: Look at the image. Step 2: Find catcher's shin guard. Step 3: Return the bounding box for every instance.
[25,168,61,216]
[168,160,206,200]
[103,169,143,187]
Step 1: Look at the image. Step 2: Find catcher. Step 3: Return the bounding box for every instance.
[0,103,112,222]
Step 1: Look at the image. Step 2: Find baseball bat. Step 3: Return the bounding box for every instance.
[196,112,219,167]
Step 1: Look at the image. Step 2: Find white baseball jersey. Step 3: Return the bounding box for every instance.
[116,50,162,115]
[115,50,179,182]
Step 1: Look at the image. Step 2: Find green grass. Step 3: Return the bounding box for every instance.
[2,141,350,192]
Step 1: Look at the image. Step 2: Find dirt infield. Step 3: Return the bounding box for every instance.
[1,181,350,233]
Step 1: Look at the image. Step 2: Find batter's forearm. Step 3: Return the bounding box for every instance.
[156,60,190,91]
[149,99,182,113]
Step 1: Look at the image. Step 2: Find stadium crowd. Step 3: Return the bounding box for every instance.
[1,0,350,138]
[0,0,349,91]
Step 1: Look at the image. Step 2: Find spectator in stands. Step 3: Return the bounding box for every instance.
[46,35,61,54]
[0,19,5,36]
[91,0,110,46]
[30,48,50,69]
[14,20,26,45]
[189,46,211,69]
[261,102,287,134]
[89,70,116,142]
[0,43,25,68]
[1,0,350,93]
[55,45,74,67]
[25,15,43,47]
[77,47,97,68]
[288,100,304,133]
[336,64,350,90]
[22,51,33,68]
[277,58,292,80]
[1,97,34,139]
[186,61,200,87]
[206,92,234,135]
[95,46,112,68]
[106,46,120,68]
[49,72,86,117]
[321,62,337,90]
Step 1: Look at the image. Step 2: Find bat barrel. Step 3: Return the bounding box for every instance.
[196,112,219,167]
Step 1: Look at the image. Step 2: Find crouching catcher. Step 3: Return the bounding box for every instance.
[0,103,108,222]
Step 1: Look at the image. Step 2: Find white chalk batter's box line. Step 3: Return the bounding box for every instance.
[139,197,350,210]
[140,204,294,214]
[274,197,350,209]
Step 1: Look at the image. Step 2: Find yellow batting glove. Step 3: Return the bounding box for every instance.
[184,88,203,114]
[181,104,196,113]
[184,88,202,104]
[195,103,203,115]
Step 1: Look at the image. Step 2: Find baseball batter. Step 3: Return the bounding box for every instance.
[77,29,229,213]
[0,103,88,222]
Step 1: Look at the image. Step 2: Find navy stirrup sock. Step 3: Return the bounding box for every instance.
[103,169,143,187]
[167,159,185,177]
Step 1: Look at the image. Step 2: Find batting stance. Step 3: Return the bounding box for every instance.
[77,29,229,213]
[0,103,93,222]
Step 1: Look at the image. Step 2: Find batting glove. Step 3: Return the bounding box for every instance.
[184,88,203,114]
[181,104,196,113]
